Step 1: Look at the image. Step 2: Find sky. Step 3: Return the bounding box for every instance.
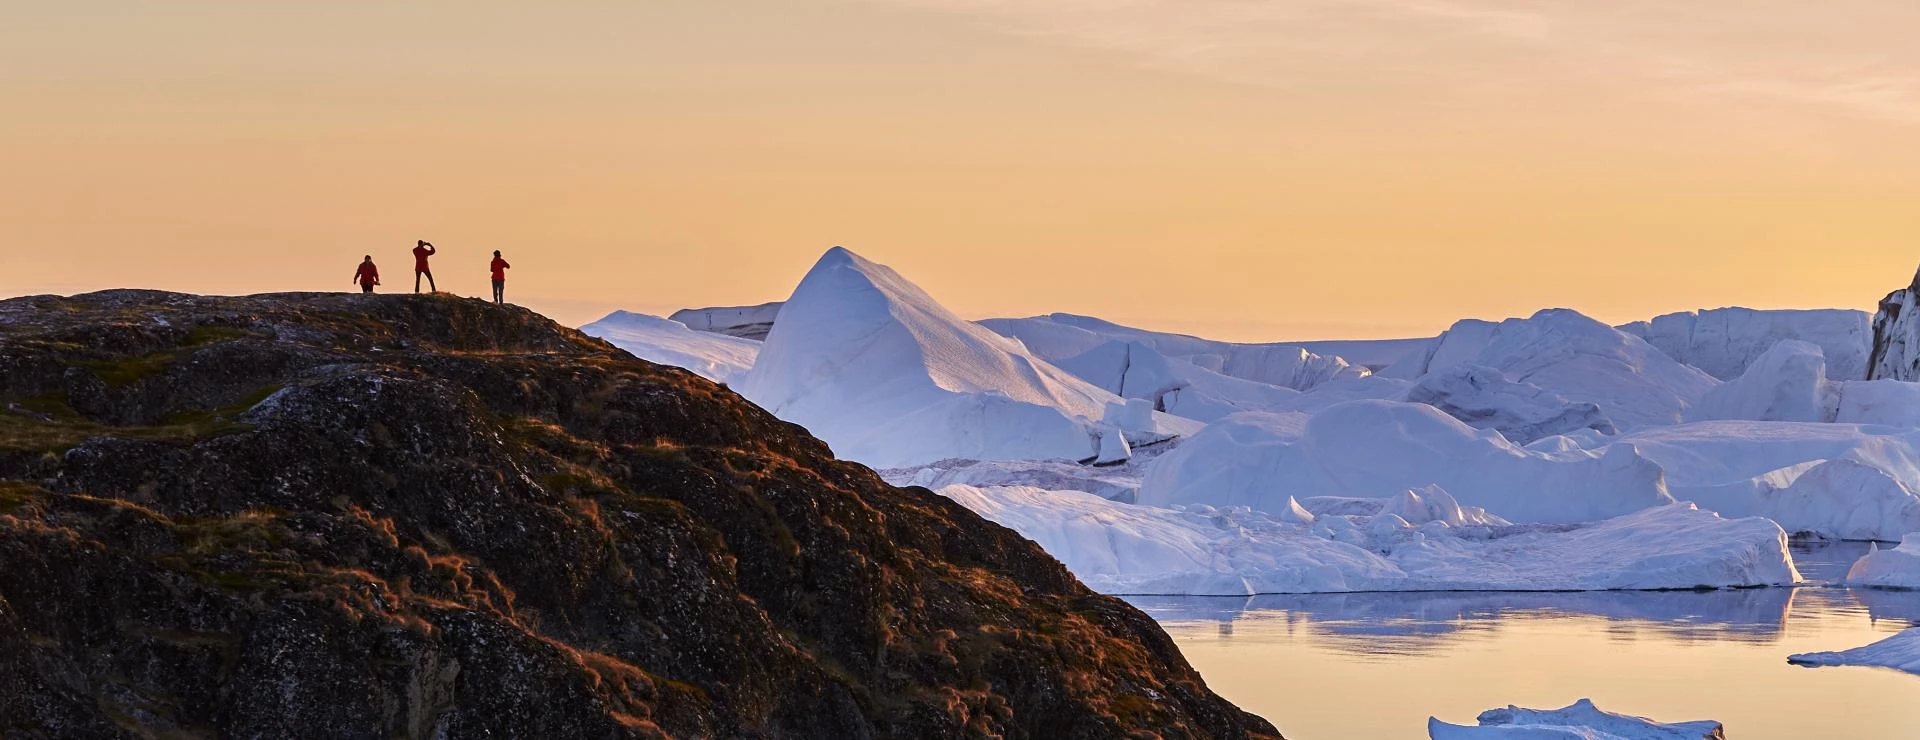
[3,1,1917,340]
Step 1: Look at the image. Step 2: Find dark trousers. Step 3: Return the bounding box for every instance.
[360,283,374,294]
[491,280,504,304]
[415,271,435,293]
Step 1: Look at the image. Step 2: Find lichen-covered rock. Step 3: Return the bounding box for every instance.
[0,291,1278,740]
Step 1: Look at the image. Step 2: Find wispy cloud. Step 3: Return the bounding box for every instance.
[872,0,1920,123]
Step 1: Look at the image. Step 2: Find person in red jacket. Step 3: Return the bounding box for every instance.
[352,256,380,293]
[412,240,437,293]
[489,250,511,305]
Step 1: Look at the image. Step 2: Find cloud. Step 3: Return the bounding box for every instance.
[870,0,1920,123]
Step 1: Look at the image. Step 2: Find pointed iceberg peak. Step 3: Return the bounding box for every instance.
[740,247,1198,468]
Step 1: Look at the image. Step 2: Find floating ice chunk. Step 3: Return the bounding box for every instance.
[1789,626,1920,676]
[1428,698,1724,739]
[1845,534,1920,588]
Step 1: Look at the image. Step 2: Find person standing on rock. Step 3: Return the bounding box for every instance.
[352,256,381,293]
[489,250,511,305]
[413,240,438,293]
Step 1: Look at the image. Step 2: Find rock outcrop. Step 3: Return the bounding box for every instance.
[1869,265,1920,381]
[0,290,1277,739]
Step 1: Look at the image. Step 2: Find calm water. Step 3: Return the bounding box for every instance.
[1127,542,1920,739]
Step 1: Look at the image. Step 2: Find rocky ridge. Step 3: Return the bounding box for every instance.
[0,290,1277,739]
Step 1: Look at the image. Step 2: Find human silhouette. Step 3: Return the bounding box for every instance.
[413,240,437,293]
[489,250,511,304]
[353,256,380,293]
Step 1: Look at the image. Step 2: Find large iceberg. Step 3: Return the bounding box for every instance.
[1622,306,1869,381]
[1382,309,1718,431]
[579,310,761,384]
[669,301,783,340]
[981,313,1366,391]
[1139,401,1673,524]
[1846,534,1920,589]
[1619,421,1920,540]
[1789,627,1920,676]
[938,484,1798,595]
[737,248,1196,468]
[1428,699,1725,740]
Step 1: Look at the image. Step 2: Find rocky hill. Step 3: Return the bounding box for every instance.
[0,291,1278,739]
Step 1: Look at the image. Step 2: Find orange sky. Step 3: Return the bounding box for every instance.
[3,1,1917,340]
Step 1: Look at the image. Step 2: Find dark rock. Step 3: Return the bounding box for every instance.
[0,290,1279,739]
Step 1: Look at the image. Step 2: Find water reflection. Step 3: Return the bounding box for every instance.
[1129,542,1920,653]
[1127,542,1920,740]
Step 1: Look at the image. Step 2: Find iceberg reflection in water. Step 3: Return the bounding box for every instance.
[1128,542,1920,740]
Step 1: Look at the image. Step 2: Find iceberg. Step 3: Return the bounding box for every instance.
[1428,699,1725,740]
[981,313,1366,391]
[1139,401,1673,524]
[1789,627,1920,676]
[669,301,783,340]
[1620,422,1920,540]
[1845,534,1920,589]
[737,248,1197,468]
[579,310,761,384]
[1382,309,1718,431]
[1622,306,1869,382]
[936,484,1798,595]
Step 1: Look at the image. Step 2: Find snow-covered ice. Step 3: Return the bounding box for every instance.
[1845,534,1920,589]
[1789,627,1920,676]
[1140,401,1673,524]
[1622,306,1869,382]
[1428,699,1725,740]
[1382,309,1718,431]
[938,484,1797,595]
[579,310,761,384]
[737,248,1197,468]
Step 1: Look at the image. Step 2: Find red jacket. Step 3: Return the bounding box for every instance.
[354,262,380,286]
[490,257,510,281]
[413,245,435,273]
